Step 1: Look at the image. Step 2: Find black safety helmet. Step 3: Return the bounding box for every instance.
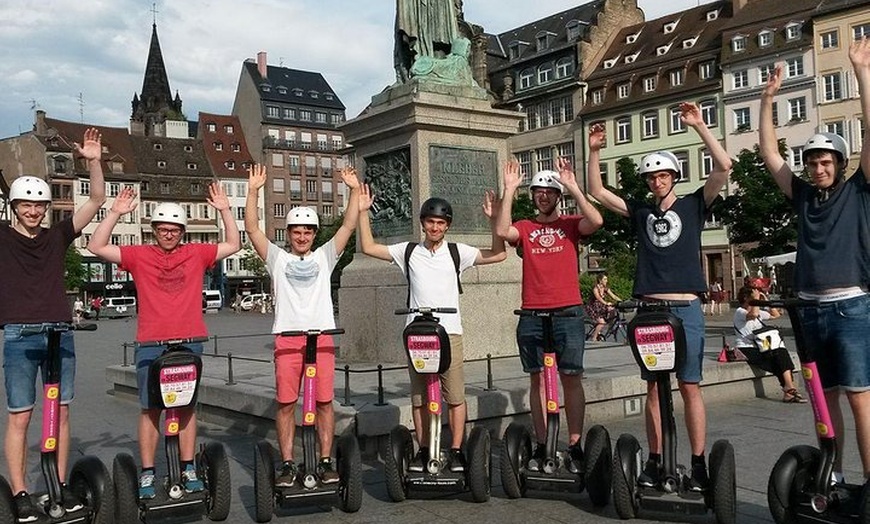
[419,197,453,225]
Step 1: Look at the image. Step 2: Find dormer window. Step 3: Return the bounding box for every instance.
[626,33,638,44]
[206,123,216,132]
[591,89,604,105]
[670,69,684,86]
[786,22,802,40]
[277,86,287,95]
[153,143,162,151]
[617,82,631,99]
[509,41,521,60]
[231,143,241,152]
[566,20,584,41]
[663,20,678,34]
[308,90,319,99]
[759,30,773,47]
[682,37,698,49]
[187,162,197,170]
[536,31,555,52]
[226,160,235,170]
[604,56,619,69]
[324,93,334,100]
[157,160,167,169]
[260,83,271,92]
[214,142,223,151]
[292,88,303,97]
[183,145,193,153]
[732,35,747,52]
[225,125,234,134]
[657,43,672,56]
[706,9,720,21]
[625,52,639,64]
[643,76,657,93]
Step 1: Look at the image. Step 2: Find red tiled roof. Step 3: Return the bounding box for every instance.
[197,112,253,180]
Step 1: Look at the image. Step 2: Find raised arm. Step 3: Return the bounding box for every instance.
[331,166,361,256]
[495,159,521,243]
[244,164,270,260]
[850,37,870,182]
[556,156,603,236]
[759,65,795,197]
[475,189,507,265]
[680,102,733,205]
[72,128,107,232]
[87,186,136,264]
[586,123,629,217]
[209,182,241,260]
[356,184,392,261]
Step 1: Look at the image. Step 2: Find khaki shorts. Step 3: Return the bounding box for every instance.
[409,334,465,407]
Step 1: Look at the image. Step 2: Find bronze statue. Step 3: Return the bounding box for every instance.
[394,0,459,83]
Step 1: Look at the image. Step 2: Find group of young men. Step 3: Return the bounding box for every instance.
[4,38,870,523]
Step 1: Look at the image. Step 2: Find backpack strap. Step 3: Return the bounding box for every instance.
[448,242,463,295]
[404,241,464,308]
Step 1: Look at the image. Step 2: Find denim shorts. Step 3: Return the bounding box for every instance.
[516,305,585,375]
[639,299,705,384]
[135,342,204,409]
[797,294,870,391]
[3,324,76,412]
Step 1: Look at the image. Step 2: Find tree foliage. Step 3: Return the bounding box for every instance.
[240,245,268,277]
[719,143,797,257]
[511,192,537,222]
[64,246,88,291]
[314,213,356,279]
[586,156,649,257]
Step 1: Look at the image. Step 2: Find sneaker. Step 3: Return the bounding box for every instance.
[637,459,660,488]
[319,457,340,484]
[275,461,298,488]
[182,464,205,493]
[13,491,38,523]
[409,448,428,473]
[527,443,547,472]
[61,483,84,512]
[686,462,709,492]
[566,443,585,475]
[447,448,467,473]
[139,470,156,500]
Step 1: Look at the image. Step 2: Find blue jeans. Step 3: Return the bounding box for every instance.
[135,342,204,408]
[639,300,705,383]
[3,324,76,412]
[516,305,586,375]
[798,294,870,391]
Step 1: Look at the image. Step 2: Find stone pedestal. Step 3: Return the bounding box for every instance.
[338,82,524,364]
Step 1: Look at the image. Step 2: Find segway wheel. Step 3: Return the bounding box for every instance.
[113,453,140,524]
[467,426,491,503]
[767,445,819,524]
[201,442,232,521]
[584,424,613,507]
[858,479,870,524]
[384,425,413,502]
[69,455,114,524]
[0,475,18,522]
[612,433,641,519]
[710,440,737,524]
[336,434,363,513]
[253,441,276,522]
[500,423,531,499]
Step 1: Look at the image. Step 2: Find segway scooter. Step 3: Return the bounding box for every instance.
[759,298,870,523]
[611,300,736,523]
[500,308,612,506]
[253,328,361,522]
[0,322,113,523]
[113,337,231,522]
[383,307,491,503]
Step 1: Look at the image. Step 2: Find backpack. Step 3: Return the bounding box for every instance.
[404,242,462,308]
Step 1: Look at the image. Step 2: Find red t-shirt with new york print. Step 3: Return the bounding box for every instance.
[511,216,584,309]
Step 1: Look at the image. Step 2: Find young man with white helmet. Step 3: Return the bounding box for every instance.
[588,101,733,491]
[1,128,106,521]
[357,181,505,473]
[88,183,240,499]
[244,163,360,487]
[496,157,603,472]
[760,38,870,482]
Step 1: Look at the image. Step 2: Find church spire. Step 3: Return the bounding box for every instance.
[130,23,183,136]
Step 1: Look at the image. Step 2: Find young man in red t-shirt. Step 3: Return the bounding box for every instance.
[496,158,603,471]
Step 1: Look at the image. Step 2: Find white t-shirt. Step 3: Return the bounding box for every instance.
[732,307,772,348]
[267,239,339,333]
[387,241,479,334]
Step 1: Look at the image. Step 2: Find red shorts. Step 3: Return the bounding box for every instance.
[274,334,336,404]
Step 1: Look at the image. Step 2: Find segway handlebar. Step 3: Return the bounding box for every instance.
[619,299,693,309]
[137,336,211,347]
[513,308,580,318]
[394,307,457,315]
[279,328,345,337]
[18,322,98,336]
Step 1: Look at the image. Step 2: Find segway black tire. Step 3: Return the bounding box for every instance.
[69,455,114,524]
[337,434,363,513]
[113,453,140,524]
[253,441,275,522]
[202,442,232,521]
[612,433,641,520]
[384,425,413,502]
[767,445,819,524]
[467,426,491,503]
[500,423,531,499]
[859,479,870,524]
[0,476,14,523]
[584,424,613,507]
[710,440,737,524]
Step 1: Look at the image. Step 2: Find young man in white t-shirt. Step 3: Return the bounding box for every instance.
[245,164,360,487]
[357,184,505,472]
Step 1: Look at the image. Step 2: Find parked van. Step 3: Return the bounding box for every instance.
[102,296,137,319]
[203,290,223,311]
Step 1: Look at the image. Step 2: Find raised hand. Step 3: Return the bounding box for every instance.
[340,166,360,189]
[359,184,375,213]
[850,35,870,71]
[555,156,578,189]
[503,157,522,192]
[589,123,606,151]
[207,182,230,211]
[482,189,500,219]
[248,164,267,191]
[111,186,138,215]
[679,102,703,127]
[762,65,784,98]
[74,127,102,162]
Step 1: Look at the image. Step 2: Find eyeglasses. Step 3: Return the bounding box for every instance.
[155,227,183,236]
[645,173,673,183]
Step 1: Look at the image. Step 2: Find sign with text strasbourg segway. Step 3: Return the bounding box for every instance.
[407,335,442,374]
[159,364,198,408]
[634,324,677,372]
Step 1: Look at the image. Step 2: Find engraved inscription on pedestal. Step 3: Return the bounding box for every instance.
[429,146,498,234]
[365,148,413,238]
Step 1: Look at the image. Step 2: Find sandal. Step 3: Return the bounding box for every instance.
[783,388,807,403]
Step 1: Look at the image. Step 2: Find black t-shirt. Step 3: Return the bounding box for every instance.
[0,219,78,326]
[791,170,870,292]
[627,187,708,297]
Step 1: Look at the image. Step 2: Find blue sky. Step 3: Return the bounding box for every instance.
[0,0,704,138]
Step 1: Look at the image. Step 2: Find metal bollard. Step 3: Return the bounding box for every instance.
[376,364,386,406]
[213,335,219,355]
[226,352,237,386]
[341,365,354,407]
[485,353,496,391]
[122,343,130,367]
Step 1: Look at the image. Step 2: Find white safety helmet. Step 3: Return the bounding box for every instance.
[9,176,51,203]
[150,202,187,228]
[640,151,682,182]
[803,132,849,168]
[286,206,319,228]
[529,170,563,193]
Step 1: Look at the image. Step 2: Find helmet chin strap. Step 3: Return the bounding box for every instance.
[816,170,845,203]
